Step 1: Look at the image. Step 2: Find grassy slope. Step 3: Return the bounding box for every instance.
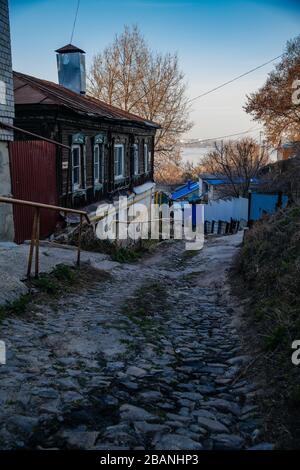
[235,204,300,447]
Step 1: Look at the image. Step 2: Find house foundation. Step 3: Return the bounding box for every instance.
[0,0,15,241]
[0,142,14,241]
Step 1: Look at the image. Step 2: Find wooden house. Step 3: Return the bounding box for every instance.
[12,44,159,214]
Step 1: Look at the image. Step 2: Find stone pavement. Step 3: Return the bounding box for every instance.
[0,233,273,450]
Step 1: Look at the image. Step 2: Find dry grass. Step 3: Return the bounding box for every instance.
[236,204,300,351]
[233,204,300,448]
[0,264,112,323]
[70,224,161,263]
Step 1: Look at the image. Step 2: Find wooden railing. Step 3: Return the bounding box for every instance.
[0,196,90,278]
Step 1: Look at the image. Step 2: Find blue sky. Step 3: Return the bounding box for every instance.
[9,0,300,139]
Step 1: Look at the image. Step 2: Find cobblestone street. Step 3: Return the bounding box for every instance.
[0,233,273,450]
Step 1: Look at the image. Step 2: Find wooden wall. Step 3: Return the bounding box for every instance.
[14,107,156,208]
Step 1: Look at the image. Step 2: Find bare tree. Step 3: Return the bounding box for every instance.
[200,138,269,197]
[88,25,192,178]
[258,156,300,202]
[154,147,184,184]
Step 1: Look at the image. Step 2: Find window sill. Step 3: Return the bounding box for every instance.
[73,188,87,197]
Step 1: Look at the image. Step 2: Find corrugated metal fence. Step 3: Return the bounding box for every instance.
[9,140,58,243]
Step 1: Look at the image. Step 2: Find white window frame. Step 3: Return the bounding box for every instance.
[114,144,124,180]
[144,143,149,173]
[94,143,104,184]
[148,150,152,172]
[72,144,81,190]
[133,143,139,176]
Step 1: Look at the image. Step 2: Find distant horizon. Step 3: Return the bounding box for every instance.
[9,0,300,140]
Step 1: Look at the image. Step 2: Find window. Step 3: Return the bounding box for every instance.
[72,145,81,190]
[94,144,104,183]
[133,143,139,175]
[114,144,124,180]
[144,143,150,173]
[148,150,152,172]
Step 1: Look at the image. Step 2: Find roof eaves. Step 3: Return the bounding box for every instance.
[13,71,160,128]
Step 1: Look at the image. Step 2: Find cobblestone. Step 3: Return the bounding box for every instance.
[0,233,272,449]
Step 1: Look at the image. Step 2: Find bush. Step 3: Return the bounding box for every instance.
[52,264,76,282]
[236,204,300,347]
[0,294,31,322]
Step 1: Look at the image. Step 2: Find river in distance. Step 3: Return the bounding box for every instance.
[180,146,213,166]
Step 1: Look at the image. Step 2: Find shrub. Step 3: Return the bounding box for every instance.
[236,204,300,347]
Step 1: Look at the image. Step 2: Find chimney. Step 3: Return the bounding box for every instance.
[55,44,86,94]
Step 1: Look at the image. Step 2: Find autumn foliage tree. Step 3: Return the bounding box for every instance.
[245,35,300,145]
[88,25,192,181]
[200,138,269,197]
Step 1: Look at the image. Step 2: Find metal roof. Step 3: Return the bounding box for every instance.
[281,141,300,149]
[204,178,232,185]
[202,177,260,186]
[170,181,199,200]
[55,44,86,54]
[170,177,260,201]
[13,71,160,128]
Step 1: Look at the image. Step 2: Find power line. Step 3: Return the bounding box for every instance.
[183,126,263,145]
[232,127,262,142]
[91,55,280,116]
[70,0,81,44]
[188,54,283,104]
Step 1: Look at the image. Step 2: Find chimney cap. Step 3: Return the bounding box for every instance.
[55,44,85,54]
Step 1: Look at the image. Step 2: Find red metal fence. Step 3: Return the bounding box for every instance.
[9,140,58,244]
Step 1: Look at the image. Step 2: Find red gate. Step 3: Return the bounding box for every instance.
[9,140,59,244]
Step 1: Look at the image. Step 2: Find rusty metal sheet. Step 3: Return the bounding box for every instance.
[9,140,59,244]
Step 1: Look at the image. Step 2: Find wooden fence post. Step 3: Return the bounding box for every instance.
[0,197,90,276]
[27,208,38,278]
[77,214,83,267]
[35,208,40,278]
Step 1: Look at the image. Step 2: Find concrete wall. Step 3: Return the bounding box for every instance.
[94,185,156,244]
[0,0,14,241]
[0,141,14,240]
[129,187,155,242]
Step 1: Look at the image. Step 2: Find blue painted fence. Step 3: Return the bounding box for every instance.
[249,193,288,221]
[204,197,249,223]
